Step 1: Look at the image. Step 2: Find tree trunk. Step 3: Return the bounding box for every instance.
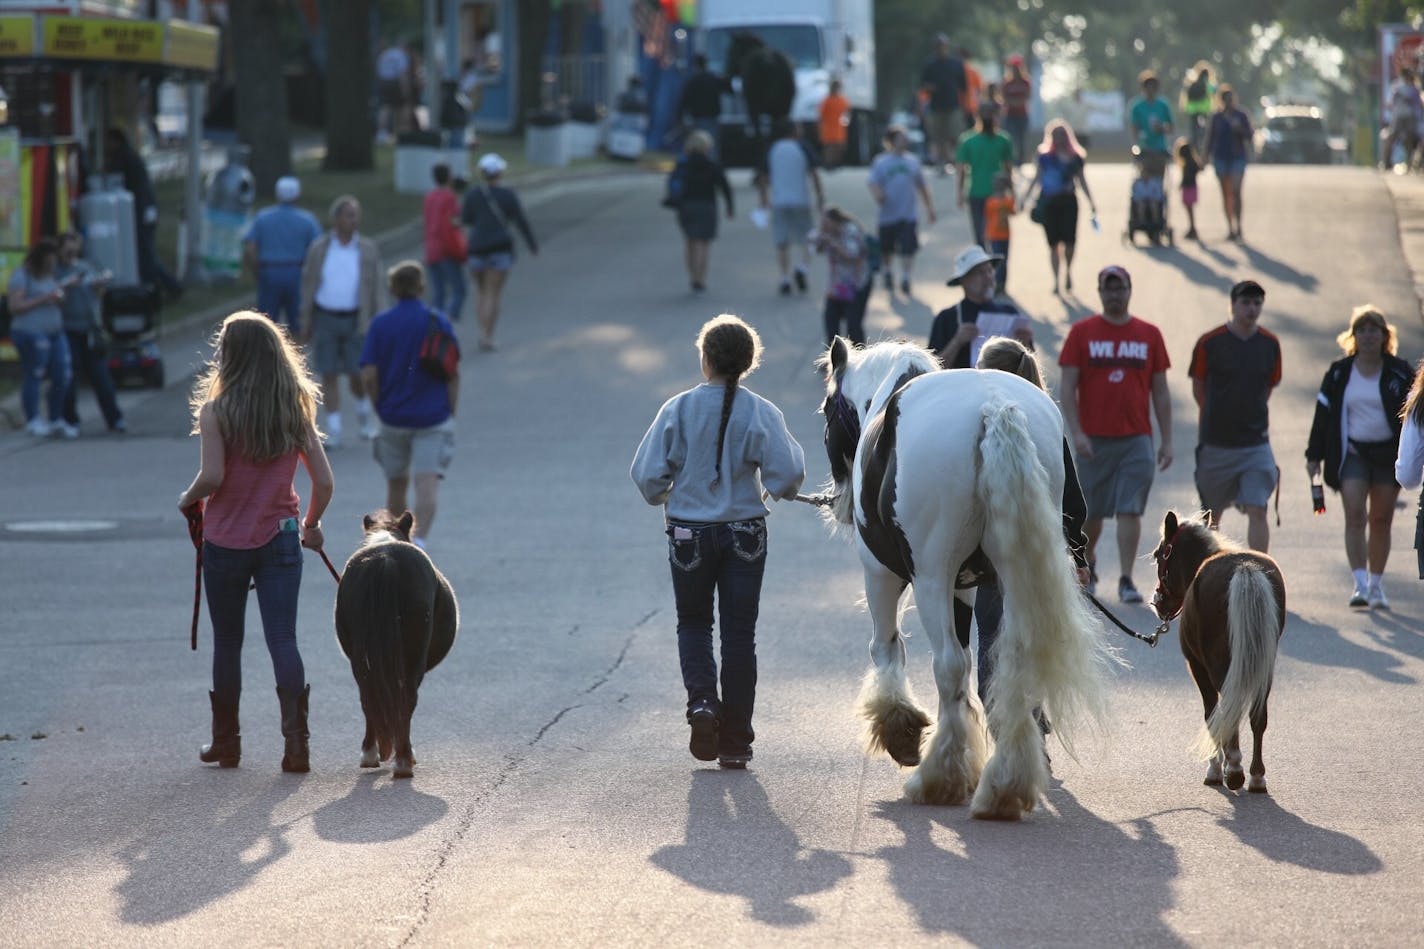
[230,0,293,195]
[517,0,553,130]
[324,0,374,171]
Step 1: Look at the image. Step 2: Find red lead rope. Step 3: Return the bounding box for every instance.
[182,503,340,651]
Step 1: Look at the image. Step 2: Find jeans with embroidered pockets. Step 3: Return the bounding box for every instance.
[667,517,767,755]
[202,529,306,702]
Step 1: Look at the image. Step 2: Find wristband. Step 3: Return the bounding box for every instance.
[303,520,321,530]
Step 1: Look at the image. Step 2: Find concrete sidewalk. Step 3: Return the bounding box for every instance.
[0,157,646,432]
[1383,168,1424,323]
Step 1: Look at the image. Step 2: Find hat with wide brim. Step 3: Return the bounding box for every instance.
[946,245,1004,285]
[477,153,508,176]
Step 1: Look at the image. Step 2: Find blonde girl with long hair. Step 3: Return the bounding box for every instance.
[178,312,334,772]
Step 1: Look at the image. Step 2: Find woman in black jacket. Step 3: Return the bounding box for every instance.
[674,130,733,294]
[1306,305,1414,609]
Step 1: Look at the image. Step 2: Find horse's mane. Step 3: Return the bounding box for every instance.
[816,339,938,397]
[1171,515,1241,557]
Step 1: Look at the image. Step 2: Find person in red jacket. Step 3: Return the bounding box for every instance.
[423,163,466,321]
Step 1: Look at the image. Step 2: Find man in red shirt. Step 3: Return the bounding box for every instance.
[1059,265,1174,603]
[422,163,465,321]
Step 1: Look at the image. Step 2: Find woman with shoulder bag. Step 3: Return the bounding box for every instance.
[460,153,539,352]
[1307,305,1414,609]
[672,130,733,294]
[1018,120,1096,295]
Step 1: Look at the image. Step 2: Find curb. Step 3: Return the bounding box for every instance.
[0,160,648,431]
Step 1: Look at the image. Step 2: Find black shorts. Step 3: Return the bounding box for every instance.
[878,219,919,257]
[1040,192,1079,246]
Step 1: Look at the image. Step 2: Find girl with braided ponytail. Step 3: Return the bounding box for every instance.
[631,315,806,768]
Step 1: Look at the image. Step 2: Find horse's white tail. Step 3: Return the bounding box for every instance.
[1193,564,1279,759]
[976,399,1113,759]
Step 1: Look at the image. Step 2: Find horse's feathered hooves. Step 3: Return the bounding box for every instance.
[871,705,931,767]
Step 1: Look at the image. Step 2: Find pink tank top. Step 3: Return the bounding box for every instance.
[204,448,301,549]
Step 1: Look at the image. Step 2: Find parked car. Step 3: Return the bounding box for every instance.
[1254,105,1332,164]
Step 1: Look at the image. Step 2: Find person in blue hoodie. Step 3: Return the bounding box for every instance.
[631,315,805,769]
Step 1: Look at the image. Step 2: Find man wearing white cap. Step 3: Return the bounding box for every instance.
[928,244,1032,370]
[243,176,321,335]
[461,153,539,351]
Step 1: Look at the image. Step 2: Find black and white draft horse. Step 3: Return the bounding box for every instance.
[819,338,1112,819]
[335,510,459,779]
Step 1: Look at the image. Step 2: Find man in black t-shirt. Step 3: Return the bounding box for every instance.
[919,35,967,175]
[1188,279,1282,551]
[678,55,728,157]
[929,245,1033,369]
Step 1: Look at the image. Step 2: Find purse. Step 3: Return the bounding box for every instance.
[1029,201,1046,225]
[448,225,468,263]
[417,312,460,382]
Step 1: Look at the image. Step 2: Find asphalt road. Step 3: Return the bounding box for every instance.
[2,162,1423,947]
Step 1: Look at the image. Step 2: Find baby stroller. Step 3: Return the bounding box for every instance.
[1124,145,1174,246]
[103,284,165,388]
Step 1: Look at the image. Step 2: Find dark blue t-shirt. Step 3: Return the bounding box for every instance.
[359,298,458,429]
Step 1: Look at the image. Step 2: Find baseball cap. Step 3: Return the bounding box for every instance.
[1230,279,1266,301]
[275,176,300,202]
[946,245,1003,286]
[478,153,508,176]
[1097,265,1131,287]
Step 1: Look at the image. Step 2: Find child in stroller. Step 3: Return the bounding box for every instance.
[1125,145,1173,246]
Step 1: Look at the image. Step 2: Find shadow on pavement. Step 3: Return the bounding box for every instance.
[1241,243,1320,293]
[872,784,1185,944]
[650,770,852,926]
[1281,611,1419,684]
[115,774,300,925]
[1217,793,1382,875]
[312,770,450,843]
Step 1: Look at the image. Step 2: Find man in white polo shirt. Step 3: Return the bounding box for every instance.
[300,195,384,447]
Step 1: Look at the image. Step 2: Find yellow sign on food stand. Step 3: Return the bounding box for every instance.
[41,16,163,64]
[164,19,219,72]
[0,15,34,57]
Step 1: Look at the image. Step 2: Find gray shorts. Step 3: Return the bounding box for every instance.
[772,206,813,247]
[1078,434,1155,520]
[373,417,456,479]
[312,310,363,376]
[1195,442,1277,512]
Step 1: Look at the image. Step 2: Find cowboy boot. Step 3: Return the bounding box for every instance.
[277,684,310,773]
[198,691,240,768]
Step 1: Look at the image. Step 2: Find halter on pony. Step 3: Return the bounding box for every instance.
[1151,522,1189,622]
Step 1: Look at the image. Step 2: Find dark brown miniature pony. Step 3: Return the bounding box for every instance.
[1150,511,1286,793]
[335,510,459,779]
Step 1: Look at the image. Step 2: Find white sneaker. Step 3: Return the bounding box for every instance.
[25,418,52,437]
[56,423,80,440]
[1368,585,1390,611]
[359,416,378,440]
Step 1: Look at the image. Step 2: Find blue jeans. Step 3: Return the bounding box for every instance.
[203,530,306,702]
[63,329,123,429]
[12,329,72,424]
[428,258,466,321]
[667,517,767,755]
[256,268,303,334]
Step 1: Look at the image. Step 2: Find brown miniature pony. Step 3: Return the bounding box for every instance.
[1150,511,1286,793]
[335,510,459,779]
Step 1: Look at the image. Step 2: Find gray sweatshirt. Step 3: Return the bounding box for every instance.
[631,383,806,522]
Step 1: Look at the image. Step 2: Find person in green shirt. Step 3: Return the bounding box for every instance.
[955,105,1014,247]
[1130,70,1174,154]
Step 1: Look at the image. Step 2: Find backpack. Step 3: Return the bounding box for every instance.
[661,157,688,209]
[417,312,460,382]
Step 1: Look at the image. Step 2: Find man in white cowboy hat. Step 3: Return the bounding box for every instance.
[243,175,321,336]
[928,244,1033,370]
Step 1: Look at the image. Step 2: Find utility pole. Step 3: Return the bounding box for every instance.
[182,0,206,285]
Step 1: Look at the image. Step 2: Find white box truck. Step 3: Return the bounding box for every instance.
[698,0,877,166]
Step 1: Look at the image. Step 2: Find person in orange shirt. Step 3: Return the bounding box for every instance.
[983,172,1014,295]
[959,48,983,119]
[818,79,850,169]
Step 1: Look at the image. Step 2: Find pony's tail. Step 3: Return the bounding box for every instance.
[350,555,410,758]
[976,399,1114,757]
[1193,565,1279,759]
